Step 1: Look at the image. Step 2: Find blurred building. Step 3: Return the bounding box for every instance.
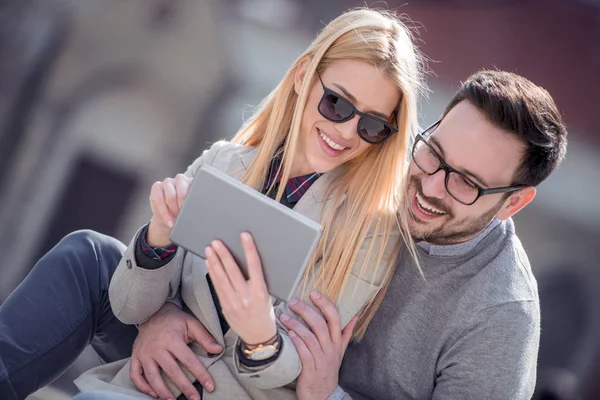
[0,0,597,399]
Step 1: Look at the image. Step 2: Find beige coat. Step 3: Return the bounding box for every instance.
[75,141,399,399]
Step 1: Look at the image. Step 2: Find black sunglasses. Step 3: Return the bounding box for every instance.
[412,120,526,206]
[316,72,398,144]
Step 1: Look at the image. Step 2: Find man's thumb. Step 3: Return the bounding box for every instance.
[188,319,223,353]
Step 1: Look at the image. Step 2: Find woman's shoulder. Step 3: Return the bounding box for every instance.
[204,140,256,160]
[185,140,257,177]
[200,140,258,167]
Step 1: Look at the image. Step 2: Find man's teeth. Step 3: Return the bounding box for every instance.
[319,130,346,151]
[416,192,446,216]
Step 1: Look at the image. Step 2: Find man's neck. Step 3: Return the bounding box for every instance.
[418,218,502,257]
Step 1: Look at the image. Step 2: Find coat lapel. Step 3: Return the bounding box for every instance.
[292,168,341,222]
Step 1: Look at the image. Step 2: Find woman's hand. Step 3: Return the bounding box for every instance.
[205,232,277,345]
[147,173,193,247]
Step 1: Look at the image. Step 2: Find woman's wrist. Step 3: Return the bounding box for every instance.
[242,332,279,350]
[239,332,282,362]
[146,219,172,248]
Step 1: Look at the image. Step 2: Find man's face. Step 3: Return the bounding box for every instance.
[406,100,526,245]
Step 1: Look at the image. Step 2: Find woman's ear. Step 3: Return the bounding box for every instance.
[294,58,312,95]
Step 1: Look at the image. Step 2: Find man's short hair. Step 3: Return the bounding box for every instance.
[445,70,567,187]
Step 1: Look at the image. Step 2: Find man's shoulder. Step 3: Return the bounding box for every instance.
[458,219,539,315]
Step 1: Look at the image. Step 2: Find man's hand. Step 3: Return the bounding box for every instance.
[280,291,358,400]
[130,302,223,400]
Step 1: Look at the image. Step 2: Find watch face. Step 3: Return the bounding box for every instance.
[249,346,277,361]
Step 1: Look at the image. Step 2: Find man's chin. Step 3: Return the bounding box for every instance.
[407,219,448,244]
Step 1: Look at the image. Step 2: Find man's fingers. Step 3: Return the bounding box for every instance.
[288,330,316,374]
[341,315,358,352]
[155,350,200,400]
[280,313,324,356]
[170,340,215,393]
[310,291,342,345]
[129,356,157,398]
[287,299,331,348]
[139,358,175,400]
[187,317,223,354]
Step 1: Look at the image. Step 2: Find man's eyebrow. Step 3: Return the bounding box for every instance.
[428,136,490,187]
[331,83,389,120]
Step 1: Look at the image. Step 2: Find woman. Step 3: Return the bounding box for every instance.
[75,8,424,399]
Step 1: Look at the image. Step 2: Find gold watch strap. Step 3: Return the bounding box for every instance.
[241,333,281,359]
[242,333,279,351]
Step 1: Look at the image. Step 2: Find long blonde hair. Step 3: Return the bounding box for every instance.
[232,8,425,340]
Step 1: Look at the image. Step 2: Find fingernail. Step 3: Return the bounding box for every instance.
[205,382,214,392]
[280,313,290,322]
[212,240,220,249]
[168,221,173,228]
[241,232,251,241]
[205,246,213,257]
[190,396,200,400]
[288,298,298,306]
[311,290,321,299]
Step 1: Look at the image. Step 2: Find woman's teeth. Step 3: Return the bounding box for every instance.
[416,192,446,216]
[319,129,346,151]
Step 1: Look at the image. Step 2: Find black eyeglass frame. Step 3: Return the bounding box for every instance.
[412,120,526,206]
[316,72,399,145]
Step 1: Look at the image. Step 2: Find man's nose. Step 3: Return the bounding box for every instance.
[421,169,447,200]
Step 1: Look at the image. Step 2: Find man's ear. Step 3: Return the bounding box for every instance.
[294,57,312,96]
[497,186,536,221]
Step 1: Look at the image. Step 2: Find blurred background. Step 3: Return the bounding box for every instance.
[0,0,597,399]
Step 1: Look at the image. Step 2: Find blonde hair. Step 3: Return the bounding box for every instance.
[232,8,425,340]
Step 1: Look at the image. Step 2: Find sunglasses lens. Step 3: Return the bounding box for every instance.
[319,93,354,122]
[358,118,393,143]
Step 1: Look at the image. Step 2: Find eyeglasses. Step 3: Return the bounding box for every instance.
[316,72,398,144]
[412,120,526,205]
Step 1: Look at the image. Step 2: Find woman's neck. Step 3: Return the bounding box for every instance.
[287,154,313,178]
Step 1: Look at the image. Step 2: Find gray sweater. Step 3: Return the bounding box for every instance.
[336,218,540,400]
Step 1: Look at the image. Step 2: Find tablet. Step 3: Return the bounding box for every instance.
[170,164,323,301]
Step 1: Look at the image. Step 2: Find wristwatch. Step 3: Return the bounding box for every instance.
[241,334,281,361]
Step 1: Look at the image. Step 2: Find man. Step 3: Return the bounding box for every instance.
[0,69,566,400]
[278,69,567,400]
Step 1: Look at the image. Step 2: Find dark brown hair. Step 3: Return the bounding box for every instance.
[445,70,567,187]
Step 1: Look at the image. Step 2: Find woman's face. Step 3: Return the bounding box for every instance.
[292,59,401,176]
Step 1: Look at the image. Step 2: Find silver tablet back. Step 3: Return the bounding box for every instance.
[170,164,323,301]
